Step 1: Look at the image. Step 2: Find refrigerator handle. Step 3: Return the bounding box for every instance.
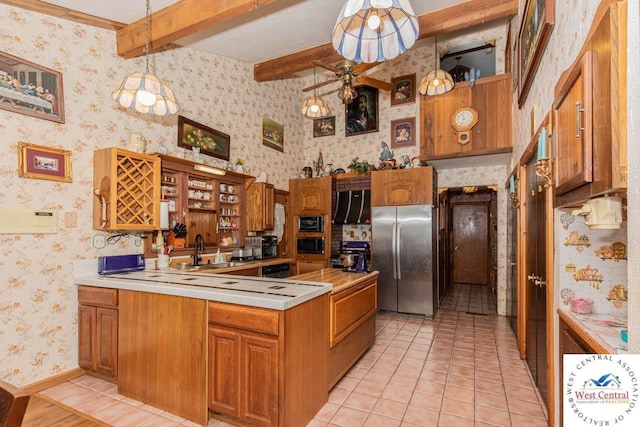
[396,223,401,280]
[392,222,397,279]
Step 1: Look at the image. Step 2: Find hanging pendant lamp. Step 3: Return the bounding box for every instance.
[332,0,419,63]
[112,0,179,115]
[301,68,331,118]
[419,36,455,96]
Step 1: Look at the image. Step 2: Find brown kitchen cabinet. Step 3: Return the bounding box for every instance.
[207,296,328,427]
[93,147,161,231]
[420,74,512,161]
[553,1,627,207]
[78,286,118,378]
[289,176,332,215]
[371,167,436,206]
[294,259,328,275]
[246,182,275,231]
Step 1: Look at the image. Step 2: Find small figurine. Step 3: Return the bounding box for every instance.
[313,150,324,177]
[464,67,481,88]
[379,141,394,161]
[401,155,411,168]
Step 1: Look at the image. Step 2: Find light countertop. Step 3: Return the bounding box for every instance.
[289,268,379,294]
[75,268,331,311]
[558,309,628,353]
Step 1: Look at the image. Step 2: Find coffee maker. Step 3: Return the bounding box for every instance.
[342,241,371,273]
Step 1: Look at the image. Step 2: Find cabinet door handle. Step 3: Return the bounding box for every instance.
[575,101,585,138]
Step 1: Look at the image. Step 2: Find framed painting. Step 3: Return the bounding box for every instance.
[345,85,378,136]
[0,51,65,123]
[390,74,415,106]
[517,0,555,107]
[18,142,72,182]
[390,117,416,149]
[262,117,284,152]
[313,116,335,137]
[178,115,230,161]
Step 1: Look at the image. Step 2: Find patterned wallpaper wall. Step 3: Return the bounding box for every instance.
[0,4,305,386]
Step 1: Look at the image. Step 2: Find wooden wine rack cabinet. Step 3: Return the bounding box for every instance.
[93,147,161,231]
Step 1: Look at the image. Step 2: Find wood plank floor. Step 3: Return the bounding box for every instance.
[22,394,109,427]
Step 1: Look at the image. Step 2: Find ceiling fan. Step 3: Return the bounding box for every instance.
[302,60,393,103]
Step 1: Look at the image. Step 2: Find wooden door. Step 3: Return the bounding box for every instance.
[451,202,489,286]
[554,51,593,195]
[208,327,240,417]
[506,192,518,335]
[78,305,95,371]
[240,335,278,427]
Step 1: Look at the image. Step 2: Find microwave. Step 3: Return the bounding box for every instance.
[298,216,324,233]
[296,237,325,255]
[261,235,278,259]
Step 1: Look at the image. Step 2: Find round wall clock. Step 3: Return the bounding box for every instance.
[450,107,478,145]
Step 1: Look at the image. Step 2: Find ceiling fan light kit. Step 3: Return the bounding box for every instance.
[112,0,179,115]
[332,0,419,63]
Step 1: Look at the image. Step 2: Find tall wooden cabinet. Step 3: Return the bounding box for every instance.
[78,286,118,378]
[93,147,161,231]
[553,1,627,207]
[246,182,275,231]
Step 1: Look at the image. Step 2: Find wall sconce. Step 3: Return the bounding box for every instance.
[509,176,519,208]
[535,127,552,189]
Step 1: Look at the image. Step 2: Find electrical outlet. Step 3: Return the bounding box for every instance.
[93,234,106,249]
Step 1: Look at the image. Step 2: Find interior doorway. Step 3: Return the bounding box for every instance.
[441,187,498,301]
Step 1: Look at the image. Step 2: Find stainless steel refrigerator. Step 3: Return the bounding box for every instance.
[372,204,438,318]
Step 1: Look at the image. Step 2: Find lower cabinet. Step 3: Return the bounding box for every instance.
[295,260,327,275]
[208,296,328,427]
[78,286,118,378]
[208,327,278,426]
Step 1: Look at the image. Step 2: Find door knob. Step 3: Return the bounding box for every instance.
[454,246,459,251]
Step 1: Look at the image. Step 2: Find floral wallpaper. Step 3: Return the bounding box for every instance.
[0,4,304,386]
[555,210,628,316]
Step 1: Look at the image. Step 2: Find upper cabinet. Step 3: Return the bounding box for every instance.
[420,74,512,161]
[246,182,275,231]
[371,167,436,207]
[93,147,161,231]
[553,1,627,207]
[289,176,332,215]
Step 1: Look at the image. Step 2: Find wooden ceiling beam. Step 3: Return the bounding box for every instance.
[116,0,281,59]
[254,0,518,82]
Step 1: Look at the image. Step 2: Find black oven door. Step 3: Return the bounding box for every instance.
[296,237,325,254]
[261,236,278,259]
[298,216,323,233]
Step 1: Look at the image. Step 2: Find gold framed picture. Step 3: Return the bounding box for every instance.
[18,142,72,182]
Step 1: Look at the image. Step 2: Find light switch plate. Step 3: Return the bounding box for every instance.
[64,212,77,227]
[93,234,106,249]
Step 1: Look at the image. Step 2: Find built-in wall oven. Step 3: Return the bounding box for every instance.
[298,216,324,233]
[296,237,325,255]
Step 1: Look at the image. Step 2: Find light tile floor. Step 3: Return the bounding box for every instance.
[38,293,546,426]
[439,283,498,315]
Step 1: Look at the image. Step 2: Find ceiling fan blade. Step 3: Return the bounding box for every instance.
[352,62,382,75]
[355,76,393,91]
[302,77,340,92]
[312,60,341,74]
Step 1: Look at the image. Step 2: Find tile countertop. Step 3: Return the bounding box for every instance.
[558,309,628,354]
[74,267,331,311]
[289,268,379,294]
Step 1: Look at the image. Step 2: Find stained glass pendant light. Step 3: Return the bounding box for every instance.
[332,0,419,63]
[301,68,331,118]
[112,0,179,115]
[419,36,455,96]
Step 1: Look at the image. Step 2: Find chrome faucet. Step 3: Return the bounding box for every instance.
[193,234,205,266]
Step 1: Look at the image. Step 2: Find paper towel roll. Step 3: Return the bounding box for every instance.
[160,201,169,229]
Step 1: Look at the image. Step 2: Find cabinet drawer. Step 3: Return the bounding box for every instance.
[208,302,279,336]
[78,286,118,307]
[330,279,377,347]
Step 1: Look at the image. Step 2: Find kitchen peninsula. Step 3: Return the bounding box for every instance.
[74,263,378,426]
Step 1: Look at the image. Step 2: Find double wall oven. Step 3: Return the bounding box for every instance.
[295,215,325,255]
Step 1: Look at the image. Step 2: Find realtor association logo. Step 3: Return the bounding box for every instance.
[565,355,640,426]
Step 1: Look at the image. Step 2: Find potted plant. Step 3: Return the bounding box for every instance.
[235,157,244,174]
[348,157,374,175]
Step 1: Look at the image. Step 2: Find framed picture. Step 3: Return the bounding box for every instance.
[313,116,335,137]
[177,115,230,161]
[18,142,72,182]
[390,74,415,106]
[0,51,65,123]
[390,117,416,149]
[262,117,284,152]
[345,85,378,136]
[517,0,555,107]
